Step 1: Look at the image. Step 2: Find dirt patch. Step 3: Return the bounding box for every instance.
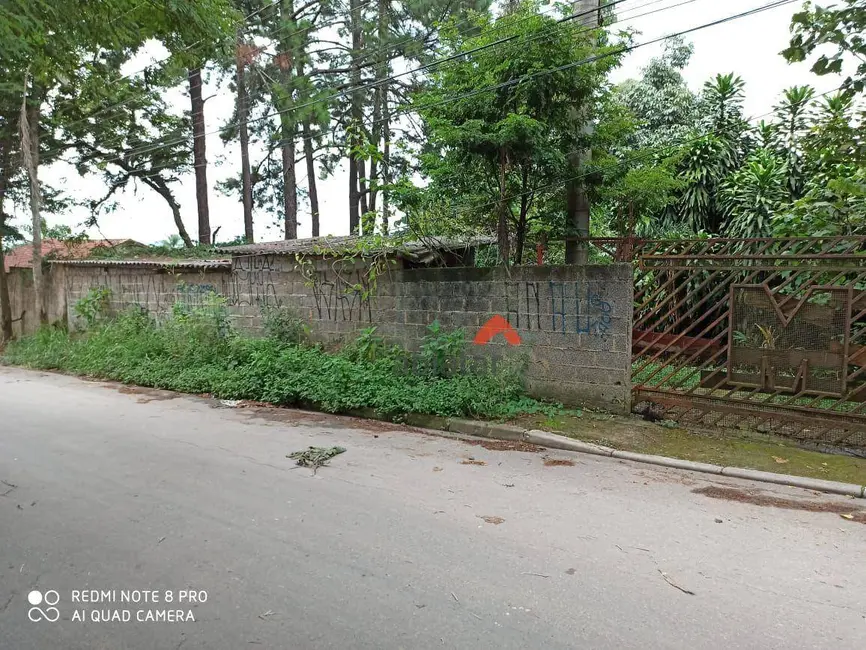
[234,404,421,435]
[464,439,541,453]
[115,385,179,402]
[693,486,866,523]
[460,459,487,466]
[634,469,700,487]
[543,457,575,467]
[478,515,505,525]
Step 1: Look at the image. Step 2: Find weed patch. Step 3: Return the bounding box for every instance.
[2,303,552,421]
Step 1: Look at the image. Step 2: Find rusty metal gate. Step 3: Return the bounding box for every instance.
[590,237,866,448]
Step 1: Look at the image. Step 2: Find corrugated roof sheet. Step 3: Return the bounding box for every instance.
[50,259,231,269]
[216,235,495,257]
[3,239,137,271]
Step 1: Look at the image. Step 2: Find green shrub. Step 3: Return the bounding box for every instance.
[260,305,311,345]
[417,320,466,378]
[2,306,555,421]
[73,286,112,328]
[340,326,404,364]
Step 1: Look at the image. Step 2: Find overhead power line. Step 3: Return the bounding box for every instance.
[414,82,848,227]
[50,0,385,127]
[92,0,794,172]
[55,0,636,140]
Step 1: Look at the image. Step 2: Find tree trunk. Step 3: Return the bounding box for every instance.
[279,0,298,240]
[349,157,359,234]
[381,102,390,235]
[381,70,390,234]
[237,34,254,244]
[497,148,510,266]
[295,56,320,238]
[565,0,599,265]
[280,130,298,240]
[348,0,363,234]
[515,166,529,265]
[188,67,210,245]
[302,119,320,237]
[0,243,11,342]
[143,176,194,248]
[358,157,369,225]
[20,83,46,325]
[0,128,13,341]
[369,0,389,217]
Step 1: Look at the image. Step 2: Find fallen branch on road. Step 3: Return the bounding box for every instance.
[287,446,347,473]
[658,569,695,596]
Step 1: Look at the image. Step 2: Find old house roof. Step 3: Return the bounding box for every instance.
[3,239,138,271]
[50,258,231,270]
[216,235,495,258]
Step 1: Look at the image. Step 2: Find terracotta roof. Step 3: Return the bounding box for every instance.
[50,258,231,270]
[217,235,495,257]
[3,239,136,271]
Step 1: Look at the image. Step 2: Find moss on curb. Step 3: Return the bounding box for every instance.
[509,412,866,486]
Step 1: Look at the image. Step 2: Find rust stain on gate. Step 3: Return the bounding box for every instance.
[586,236,866,448]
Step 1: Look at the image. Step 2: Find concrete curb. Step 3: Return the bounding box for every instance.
[523,430,866,499]
[342,409,865,499]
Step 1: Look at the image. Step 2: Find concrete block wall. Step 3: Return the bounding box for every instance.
[61,265,233,328]
[5,266,67,338]
[226,256,633,412]
[8,257,633,412]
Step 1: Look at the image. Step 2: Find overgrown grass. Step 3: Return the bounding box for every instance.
[1,299,558,421]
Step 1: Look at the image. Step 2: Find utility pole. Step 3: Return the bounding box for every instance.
[565,0,601,265]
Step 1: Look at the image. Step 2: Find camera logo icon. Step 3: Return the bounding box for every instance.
[27,590,60,622]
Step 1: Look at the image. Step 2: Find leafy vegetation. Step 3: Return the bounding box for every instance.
[2,299,546,420]
[72,286,112,328]
[2,1,865,344]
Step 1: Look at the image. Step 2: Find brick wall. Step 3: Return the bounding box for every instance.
[8,257,633,412]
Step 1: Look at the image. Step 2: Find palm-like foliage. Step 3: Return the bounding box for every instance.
[772,85,814,198]
[722,150,788,239]
[674,74,749,234]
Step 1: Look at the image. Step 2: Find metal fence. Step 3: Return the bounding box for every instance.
[585,236,866,448]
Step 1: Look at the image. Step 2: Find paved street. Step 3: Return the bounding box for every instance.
[0,366,864,649]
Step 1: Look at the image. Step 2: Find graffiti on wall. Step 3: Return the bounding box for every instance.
[66,272,226,314]
[228,255,283,308]
[175,282,217,305]
[503,281,614,337]
[474,315,521,346]
[309,268,373,323]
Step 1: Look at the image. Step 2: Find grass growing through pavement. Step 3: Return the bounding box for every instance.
[1,296,556,421]
[512,412,866,485]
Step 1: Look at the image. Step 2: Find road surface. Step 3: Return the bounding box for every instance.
[0,366,864,649]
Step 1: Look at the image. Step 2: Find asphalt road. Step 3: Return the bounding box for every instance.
[0,366,864,649]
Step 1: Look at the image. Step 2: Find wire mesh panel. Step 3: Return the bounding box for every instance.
[589,236,866,448]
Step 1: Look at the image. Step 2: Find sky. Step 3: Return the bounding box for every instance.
[10,0,850,246]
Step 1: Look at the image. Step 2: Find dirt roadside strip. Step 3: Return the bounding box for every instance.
[374,412,866,499]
